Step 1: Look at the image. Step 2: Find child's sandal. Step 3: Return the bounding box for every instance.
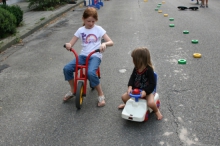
[63,91,74,102]
[98,95,105,107]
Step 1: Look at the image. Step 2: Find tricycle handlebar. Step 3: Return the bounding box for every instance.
[63,44,101,71]
[63,44,100,53]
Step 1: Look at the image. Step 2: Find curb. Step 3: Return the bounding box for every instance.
[0,1,84,53]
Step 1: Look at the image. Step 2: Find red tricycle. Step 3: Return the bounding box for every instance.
[64,45,101,109]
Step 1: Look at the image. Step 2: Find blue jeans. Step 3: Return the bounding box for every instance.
[63,55,101,87]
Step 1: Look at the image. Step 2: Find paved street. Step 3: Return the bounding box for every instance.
[0,0,220,145]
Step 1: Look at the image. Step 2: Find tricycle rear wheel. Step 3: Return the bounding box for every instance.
[75,81,84,109]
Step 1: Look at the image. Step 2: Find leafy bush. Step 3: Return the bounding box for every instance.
[27,0,68,10]
[0,5,23,26]
[0,7,17,38]
[9,5,23,26]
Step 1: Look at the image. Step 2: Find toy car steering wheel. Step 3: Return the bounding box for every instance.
[129,89,142,102]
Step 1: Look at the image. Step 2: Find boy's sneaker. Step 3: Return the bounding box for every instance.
[206,5,208,8]
[98,95,105,107]
[200,5,205,8]
[63,91,74,102]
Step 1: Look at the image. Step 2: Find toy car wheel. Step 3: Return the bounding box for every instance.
[144,110,150,121]
[156,100,161,108]
[76,81,84,109]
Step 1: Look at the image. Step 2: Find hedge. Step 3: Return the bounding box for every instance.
[0,7,17,38]
[0,4,23,26]
[27,0,69,10]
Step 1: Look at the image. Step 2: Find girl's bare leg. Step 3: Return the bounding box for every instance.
[202,0,204,5]
[146,94,163,120]
[95,84,104,96]
[68,79,74,93]
[95,84,105,107]
[118,93,130,109]
[63,79,74,101]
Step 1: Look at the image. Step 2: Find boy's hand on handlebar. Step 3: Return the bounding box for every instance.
[100,43,106,53]
[65,43,71,51]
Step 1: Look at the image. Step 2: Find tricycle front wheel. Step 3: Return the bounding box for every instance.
[75,81,84,109]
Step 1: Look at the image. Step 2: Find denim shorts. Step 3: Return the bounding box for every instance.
[63,55,101,87]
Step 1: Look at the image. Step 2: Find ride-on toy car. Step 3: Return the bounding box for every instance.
[64,45,101,109]
[121,73,161,122]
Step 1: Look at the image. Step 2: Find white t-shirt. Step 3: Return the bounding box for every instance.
[74,25,106,59]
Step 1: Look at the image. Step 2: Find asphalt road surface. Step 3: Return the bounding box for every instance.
[0,0,219,146]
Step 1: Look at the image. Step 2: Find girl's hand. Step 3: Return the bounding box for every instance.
[141,91,146,98]
[100,43,106,53]
[127,86,132,95]
[65,43,72,51]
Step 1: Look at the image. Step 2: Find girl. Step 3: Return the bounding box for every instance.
[118,47,163,120]
[63,7,113,107]
[200,0,208,8]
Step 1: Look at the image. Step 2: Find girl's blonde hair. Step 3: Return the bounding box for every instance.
[131,47,154,70]
[82,7,98,26]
